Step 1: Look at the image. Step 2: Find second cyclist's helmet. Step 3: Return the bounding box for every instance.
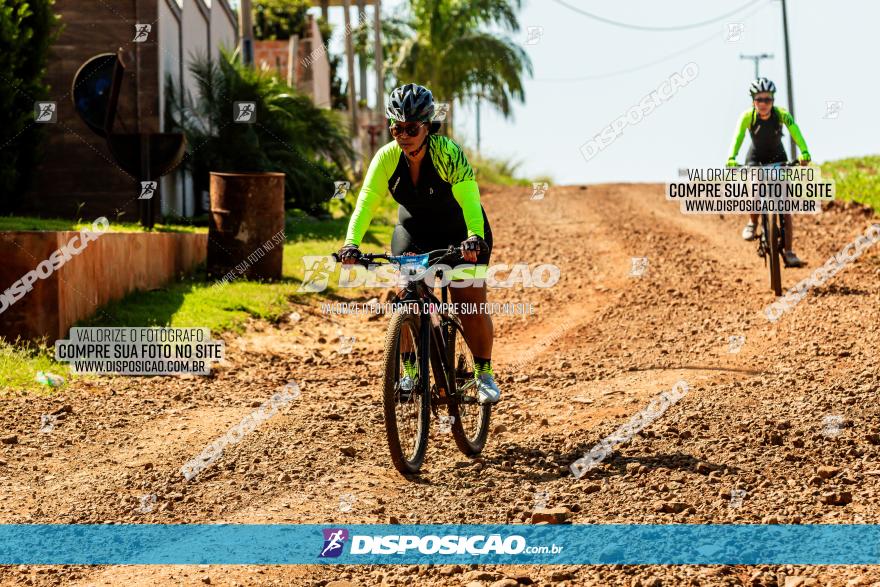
[386,83,435,123]
[749,77,776,97]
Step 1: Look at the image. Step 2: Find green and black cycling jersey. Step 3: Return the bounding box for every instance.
[728,106,810,165]
[344,134,491,262]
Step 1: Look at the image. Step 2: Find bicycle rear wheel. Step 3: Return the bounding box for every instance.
[767,213,783,296]
[445,319,491,456]
[382,310,430,475]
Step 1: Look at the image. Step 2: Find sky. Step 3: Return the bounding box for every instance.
[304,0,878,185]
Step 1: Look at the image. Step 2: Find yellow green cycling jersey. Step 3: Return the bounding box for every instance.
[344,134,486,248]
[728,106,810,164]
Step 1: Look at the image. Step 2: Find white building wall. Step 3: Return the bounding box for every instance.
[159,0,185,217]
[212,0,238,56]
[180,0,210,98]
[160,0,237,218]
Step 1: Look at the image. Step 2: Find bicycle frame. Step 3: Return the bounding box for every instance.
[755,161,795,262]
[337,247,468,412]
[396,263,464,413]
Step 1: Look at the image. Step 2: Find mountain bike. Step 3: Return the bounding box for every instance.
[755,161,799,296]
[331,247,491,475]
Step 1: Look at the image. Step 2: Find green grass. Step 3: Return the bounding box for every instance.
[82,213,396,332]
[820,155,880,212]
[0,208,398,394]
[0,215,207,233]
[0,339,69,397]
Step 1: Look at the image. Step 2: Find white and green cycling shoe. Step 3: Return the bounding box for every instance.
[475,372,501,404]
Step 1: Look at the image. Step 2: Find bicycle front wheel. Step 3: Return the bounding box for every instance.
[382,310,430,475]
[767,213,783,296]
[445,319,491,456]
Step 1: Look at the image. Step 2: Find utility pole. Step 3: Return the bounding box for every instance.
[238,0,254,66]
[342,0,359,141]
[475,97,481,156]
[739,53,773,79]
[780,0,797,158]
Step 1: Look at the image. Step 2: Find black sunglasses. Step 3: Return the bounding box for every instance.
[753,96,774,104]
[389,122,424,137]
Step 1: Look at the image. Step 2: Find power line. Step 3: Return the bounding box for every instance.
[534,1,770,82]
[549,0,764,32]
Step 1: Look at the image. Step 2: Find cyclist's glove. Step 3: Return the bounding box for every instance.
[336,244,361,262]
[800,151,811,163]
[461,235,488,254]
[726,158,739,167]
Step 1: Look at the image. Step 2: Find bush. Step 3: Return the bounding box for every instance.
[0,0,60,212]
[166,50,353,214]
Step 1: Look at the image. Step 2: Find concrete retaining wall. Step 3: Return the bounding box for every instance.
[0,231,207,343]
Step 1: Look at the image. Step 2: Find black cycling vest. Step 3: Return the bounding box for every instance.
[387,144,489,241]
[746,107,787,164]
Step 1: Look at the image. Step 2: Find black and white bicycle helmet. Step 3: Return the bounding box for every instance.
[749,77,776,96]
[385,83,435,123]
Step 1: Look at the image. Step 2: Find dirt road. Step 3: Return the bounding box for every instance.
[2,183,879,586]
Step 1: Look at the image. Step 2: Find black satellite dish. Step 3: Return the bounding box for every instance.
[71,50,186,229]
[71,53,121,138]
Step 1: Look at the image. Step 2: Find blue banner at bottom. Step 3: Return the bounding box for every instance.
[0,524,878,565]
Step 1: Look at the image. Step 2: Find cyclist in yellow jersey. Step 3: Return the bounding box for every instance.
[336,84,501,404]
[727,77,811,267]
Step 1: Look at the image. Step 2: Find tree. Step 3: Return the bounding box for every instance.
[166,50,353,214]
[0,0,60,212]
[253,0,310,41]
[386,0,532,130]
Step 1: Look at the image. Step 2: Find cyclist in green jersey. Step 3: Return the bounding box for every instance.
[336,84,501,404]
[727,77,811,267]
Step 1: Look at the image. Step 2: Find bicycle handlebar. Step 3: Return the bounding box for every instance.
[331,246,468,269]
